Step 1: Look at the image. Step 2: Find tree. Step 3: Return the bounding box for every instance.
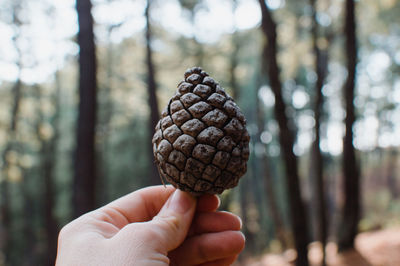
[73,0,98,218]
[40,73,61,265]
[338,0,360,251]
[258,1,310,265]
[97,21,122,204]
[145,0,161,186]
[256,83,288,249]
[386,148,399,199]
[0,0,23,261]
[229,0,240,100]
[310,0,331,264]
[178,0,204,66]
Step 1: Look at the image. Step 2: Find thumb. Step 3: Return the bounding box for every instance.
[147,189,197,252]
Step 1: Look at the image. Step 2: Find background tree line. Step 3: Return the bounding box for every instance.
[0,0,399,265]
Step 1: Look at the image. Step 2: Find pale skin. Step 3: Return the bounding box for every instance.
[56,185,245,266]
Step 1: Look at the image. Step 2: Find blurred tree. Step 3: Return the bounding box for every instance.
[21,171,35,266]
[310,0,331,264]
[178,0,204,66]
[338,0,360,252]
[145,0,161,186]
[386,148,399,199]
[258,0,310,265]
[39,74,61,265]
[0,0,23,261]
[229,0,240,100]
[256,75,288,249]
[73,0,98,217]
[97,22,119,205]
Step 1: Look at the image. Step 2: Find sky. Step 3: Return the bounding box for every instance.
[0,0,398,155]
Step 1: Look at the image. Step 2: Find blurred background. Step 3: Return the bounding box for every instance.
[0,0,399,265]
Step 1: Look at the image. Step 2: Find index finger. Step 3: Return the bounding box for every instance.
[100,185,176,227]
[95,185,220,230]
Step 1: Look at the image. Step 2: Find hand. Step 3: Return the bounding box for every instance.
[56,185,245,266]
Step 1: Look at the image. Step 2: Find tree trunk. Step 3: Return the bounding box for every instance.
[0,171,11,262]
[229,34,240,99]
[0,27,23,262]
[258,1,309,265]
[145,0,161,186]
[41,73,61,266]
[310,0,330,264]
[21,172,35,266]
[0,81,21,261]
[338,0,360,252]
[256,75,288,249]
[238,176,256,255]
[386,148,399,199]
[97,24,119,205]
[73,0,98,218]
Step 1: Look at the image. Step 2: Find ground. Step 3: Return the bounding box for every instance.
[236,227,400,266]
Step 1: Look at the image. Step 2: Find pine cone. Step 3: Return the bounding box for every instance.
[152,67,250,195]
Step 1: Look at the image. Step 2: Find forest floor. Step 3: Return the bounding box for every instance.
[237,227,400,266]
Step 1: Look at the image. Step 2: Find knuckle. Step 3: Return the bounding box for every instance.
[153,215,181,236]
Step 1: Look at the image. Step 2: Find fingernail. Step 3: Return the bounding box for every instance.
[240,231,246,242]
[237,215,243,229]
[168,189,195,214]
[216,195,221,209]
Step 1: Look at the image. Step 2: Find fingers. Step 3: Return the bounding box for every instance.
[140,189,197,252]
[98,185,176,226]
[169,231,245,265]
[188,211,242,236]
[95,187,219,230]
[196,194,220,212]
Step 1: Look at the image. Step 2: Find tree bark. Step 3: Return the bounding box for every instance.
[21,171,35,266]
[41,73,61,266]
[97,24,120,205]
[386,148,399,199]
[73,0,98,218]
[310,0,330,264]
[145,0,161,186]
[338,0,360,252]
[256,76,288,249]
[0,80,21,264]
[258,1,309,265]
[0,167,11,263]
[0,3,23,259]
[229,34,240,100]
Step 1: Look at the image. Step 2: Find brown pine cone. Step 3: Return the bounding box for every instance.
[152,67,250,195]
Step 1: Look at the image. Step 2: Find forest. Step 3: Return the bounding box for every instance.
[0,0,399,265]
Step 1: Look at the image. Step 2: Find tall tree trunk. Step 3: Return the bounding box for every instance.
[97,24,119,205]
[0,168,11,263]
[386,148,399,199]
[73,0,98,218]
[145,0,161,186]
[338,0,360,252]
[310,0,330,264]
[41,74,61,265]
[0,81,21,262]
[0,5,23,255]
[229,34,240,99]
[238,176,256,255]
[258,1,309,265]
[256,70,288,249]
[21,171,35,266]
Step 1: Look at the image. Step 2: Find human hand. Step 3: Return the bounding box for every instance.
[56,185,245,266]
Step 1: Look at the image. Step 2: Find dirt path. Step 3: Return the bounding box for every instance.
[238,227,400,266]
